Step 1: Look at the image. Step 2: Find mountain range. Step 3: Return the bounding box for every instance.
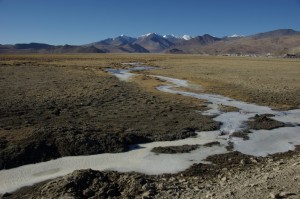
[1,29,300,56]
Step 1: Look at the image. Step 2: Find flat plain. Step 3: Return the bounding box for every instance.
[2,54,299,108]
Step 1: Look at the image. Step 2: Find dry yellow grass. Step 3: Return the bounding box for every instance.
[146,55,300,109]
[1,54,299,109]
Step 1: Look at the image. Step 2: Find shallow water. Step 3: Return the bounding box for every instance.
[105,65,156,81]
[0,64,299,194]
[153,75,300,155]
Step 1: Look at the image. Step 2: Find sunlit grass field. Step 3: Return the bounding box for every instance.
[1,54,299,109]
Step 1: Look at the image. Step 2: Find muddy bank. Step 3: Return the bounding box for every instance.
[151,142,220,154]
[247,114,285,130]
[0,64,219,169]
[151,144,199,154]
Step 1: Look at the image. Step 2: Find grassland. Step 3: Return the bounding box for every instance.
[0,54,219,169]
[147,55,300,109]
[1,54,299,109]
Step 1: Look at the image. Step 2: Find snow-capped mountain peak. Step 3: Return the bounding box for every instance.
[163,34,193,40]
[182,35,192,40]
[163,34,176,39]
[143,33,153,37]
[228,34,245,38]
[115,34,129,39]
[141,33,160,38]
[140,33,193,41]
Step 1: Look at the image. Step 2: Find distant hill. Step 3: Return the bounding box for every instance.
[0,43,105,54]
[1,29,300,56]
[198,29,300,56]
[251,29,300,39]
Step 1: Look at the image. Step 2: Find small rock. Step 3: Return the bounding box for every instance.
[142,183,151,191]
[221,177,227,182]
[264,175,274,180]
[267,186,273,189]
[279,192,294,197]
[226,191,234,196]
[83,188,94,197]
[205,184,212,188]
[142,191,152,199]
[293,176,298,181]
[240,159,245,165]
[250,157,258,163]
[250,183,258,187]
[157,183,166,190]
[169,177,176,182]
[278,159,285,165]
[273,167,280,171]
[205,191,215,198]
[269,192,280,198]
[179,178,186,183]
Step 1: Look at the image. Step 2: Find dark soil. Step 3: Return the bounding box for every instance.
[151,142,221,154]
[203,141,221,147]
[151,144,199,154]
[0,64,219,169]
[230,130,252,140]
[247,114,285,130]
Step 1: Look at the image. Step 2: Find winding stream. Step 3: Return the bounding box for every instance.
[0,64,299,194]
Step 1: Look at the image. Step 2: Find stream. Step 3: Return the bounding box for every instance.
[0,64,299,194]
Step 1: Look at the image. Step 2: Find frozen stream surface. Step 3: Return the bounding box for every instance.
[0,64,299,194]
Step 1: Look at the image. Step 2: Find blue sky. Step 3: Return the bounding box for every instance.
[0,0,300,45]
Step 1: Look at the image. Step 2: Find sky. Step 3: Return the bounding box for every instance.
[0,0,300,45]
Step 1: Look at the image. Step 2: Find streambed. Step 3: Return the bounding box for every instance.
[0,64,299,194]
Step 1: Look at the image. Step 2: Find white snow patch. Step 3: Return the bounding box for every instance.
[214,111,254,134]
[163,34,176,39]
[153,75,190,88]
[234,127,300,156]
[271,109,300,125]
[182,35,192,40]
[228,34,245,38]
[141,33,160,38]
[162,34,192,40]
[105,69,135,81]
